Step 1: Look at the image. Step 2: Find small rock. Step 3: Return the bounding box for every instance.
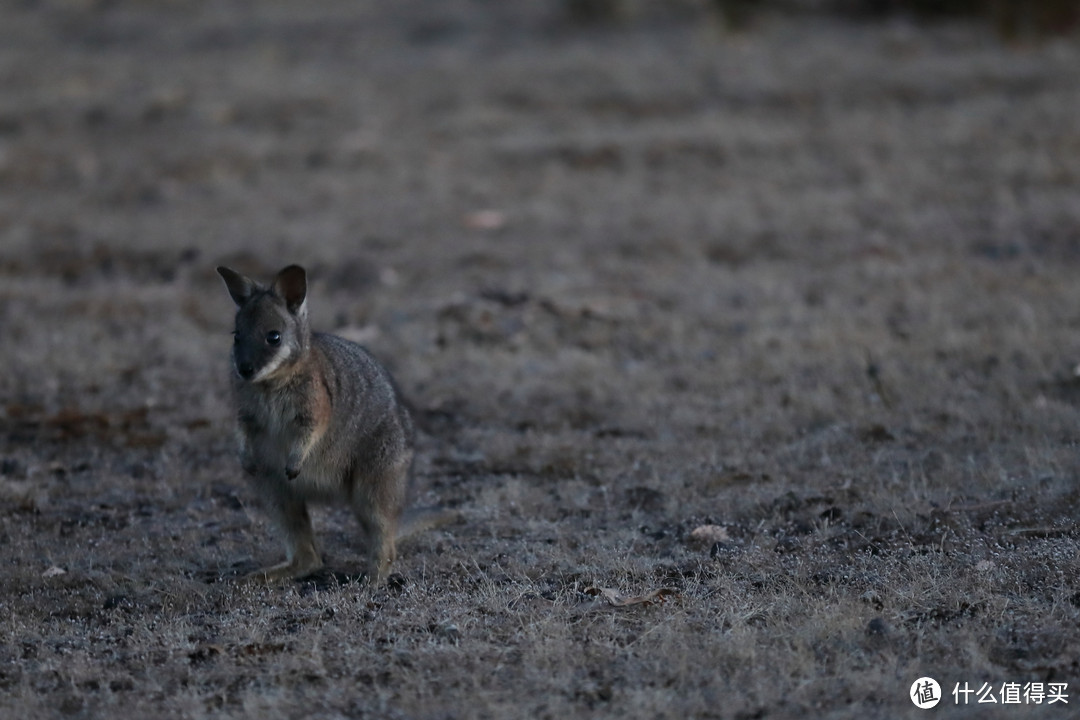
[866,617,890,636]
[773,535,801,553]
[0,458,24,477]
[860,590,884,610]
[463,209,506,232]
[103,594,132,610]
[688,524,730,552]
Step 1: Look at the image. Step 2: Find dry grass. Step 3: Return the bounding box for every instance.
[2,1,1080,717]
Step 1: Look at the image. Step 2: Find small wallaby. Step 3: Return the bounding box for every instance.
[217,263,420,586]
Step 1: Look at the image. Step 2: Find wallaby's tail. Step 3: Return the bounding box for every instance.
[396,506,461,542]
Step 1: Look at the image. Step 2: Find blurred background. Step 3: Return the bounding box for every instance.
[2,2,1080,716]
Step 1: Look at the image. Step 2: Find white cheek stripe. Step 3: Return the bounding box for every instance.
[252,348,289,382]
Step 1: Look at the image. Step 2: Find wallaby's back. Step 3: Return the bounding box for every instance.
[305,332,415,495]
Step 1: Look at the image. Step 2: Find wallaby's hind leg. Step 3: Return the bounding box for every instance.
[352,459,408,586]
[246,491,322,583]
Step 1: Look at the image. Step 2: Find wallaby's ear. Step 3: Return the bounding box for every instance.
[217,266,257,307]
[272,265,307,315]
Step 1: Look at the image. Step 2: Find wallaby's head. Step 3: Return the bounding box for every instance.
[216,265,311,383]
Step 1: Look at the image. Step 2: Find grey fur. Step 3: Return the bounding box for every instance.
[217,264,414,585]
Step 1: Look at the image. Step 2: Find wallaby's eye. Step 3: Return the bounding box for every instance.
[266,331,282,346]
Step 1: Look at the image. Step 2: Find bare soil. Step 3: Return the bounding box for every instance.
[2,2,1080,718]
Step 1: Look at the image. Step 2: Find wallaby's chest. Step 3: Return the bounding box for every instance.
[238,383,308,442]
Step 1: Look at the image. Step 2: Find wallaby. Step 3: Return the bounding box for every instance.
[217,264,421,586]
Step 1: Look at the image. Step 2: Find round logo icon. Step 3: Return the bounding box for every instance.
[911,677,942,709]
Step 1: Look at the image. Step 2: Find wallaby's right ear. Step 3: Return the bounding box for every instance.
[217,266,257,307]
[272,265,307,315]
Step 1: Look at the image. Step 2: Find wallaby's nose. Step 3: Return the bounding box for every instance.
[238,362,255,379]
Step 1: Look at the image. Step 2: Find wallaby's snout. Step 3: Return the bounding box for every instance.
[230,329,258,380]
[230,318,281,382]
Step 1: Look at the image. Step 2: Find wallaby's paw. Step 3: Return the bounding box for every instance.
[284,448,304,480]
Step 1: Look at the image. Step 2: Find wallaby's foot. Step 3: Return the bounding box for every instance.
[242,555,323,584]
[365,537,397,587]
[365,563,388,587]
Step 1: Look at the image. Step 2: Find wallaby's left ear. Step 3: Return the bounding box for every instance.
[273,265,307,314]
[217,266,258,307]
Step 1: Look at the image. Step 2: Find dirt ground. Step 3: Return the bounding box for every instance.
[2,1,1080,718]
